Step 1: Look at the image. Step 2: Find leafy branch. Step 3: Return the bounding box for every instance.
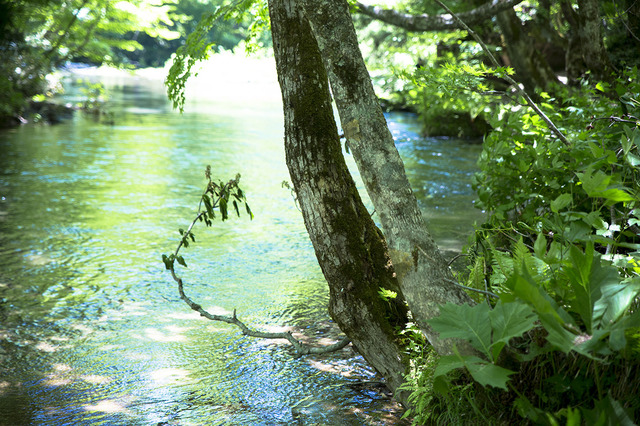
[165,0,269,112]
[163,167,350,357]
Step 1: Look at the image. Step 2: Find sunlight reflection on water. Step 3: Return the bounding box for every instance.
[0,67,482,425]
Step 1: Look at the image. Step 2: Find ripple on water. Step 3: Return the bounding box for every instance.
[0,74,480,425]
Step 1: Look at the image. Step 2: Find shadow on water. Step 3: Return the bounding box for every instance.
[0,68,482,425]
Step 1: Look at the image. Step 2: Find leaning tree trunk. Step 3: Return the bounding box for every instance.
[299,0,475,357]
[267,0,410,396]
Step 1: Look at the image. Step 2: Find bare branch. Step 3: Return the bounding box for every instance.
[165,175,351,358]
[444,278,499,300]
[170,267,351,356]
[356,0,524,32]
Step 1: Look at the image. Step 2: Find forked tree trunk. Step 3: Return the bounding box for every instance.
[299,0,475,356]
[267,0,410,396]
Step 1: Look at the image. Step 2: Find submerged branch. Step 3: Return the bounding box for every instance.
[169,267,350,356]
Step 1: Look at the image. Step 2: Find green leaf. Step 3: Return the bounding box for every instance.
[577,168,634,203]
[432,375,450,395]
[625,153,640,167]
[534,233,547,259]
[220,197,228,220]
[162,254,175,270]
[621,134,632,156]
[505,265,572,325]
[434,352,515,391]
[465,358,516,390]
[564,244,627,332]
[433,354,466,378]
[489,301,537,361]
[565,244,599,331]
[428,302,492,358]
[595,188,635,203]
[176,255,187,268]
[539,314,578,353]
[245,202,254,220]
[584,394,636,426]
[608,310,640,351]
[551,193,572,213]
[505,265,577,352]
[232,200,240,217]
[203,194,215,218]
[593,278,640,328]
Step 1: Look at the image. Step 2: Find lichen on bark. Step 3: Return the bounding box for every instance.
[300,0,476,356]
[268,0,410,396]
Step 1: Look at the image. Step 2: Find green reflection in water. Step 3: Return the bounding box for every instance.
[0,71,481,425]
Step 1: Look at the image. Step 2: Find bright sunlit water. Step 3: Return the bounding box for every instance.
[0,60,483,425]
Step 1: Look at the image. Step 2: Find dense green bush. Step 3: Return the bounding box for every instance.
[403,69,640,424]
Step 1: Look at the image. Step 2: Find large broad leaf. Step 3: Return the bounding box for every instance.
[505,266,578,353]
[577,168,634,204]
[464,357,516,390]
[433,355,466,378]
[435,354,516,391]
[428,302,492,359]
[489,301,537,361]
[583,394,637,426]
[608,310,640,351]
[564,244,600,332]
[506,265,573,325]
[551,193,573,213]
[593,278,640,328]
[538,313,579,353]
[565,244,635,332]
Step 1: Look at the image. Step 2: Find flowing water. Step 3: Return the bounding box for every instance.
[0,61,483,425]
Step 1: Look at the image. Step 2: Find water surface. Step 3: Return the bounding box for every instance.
[0,67,483,425]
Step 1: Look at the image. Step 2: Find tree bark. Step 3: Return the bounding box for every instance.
[300,0,476,356]
[494,8,559,92]
[561,0,613,82]
[627,0,640,42]
[356,0,525,32]
[267,0,410,396]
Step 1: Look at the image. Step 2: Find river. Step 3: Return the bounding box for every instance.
[0,57,483,425]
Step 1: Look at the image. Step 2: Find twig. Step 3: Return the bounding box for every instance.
[444,278,499,299]
[447,252,468,267]
[169,267,350,356]
[433,0,569,145]
[166,177,351,357]
[416,245,498,299]
[589,115,639,128]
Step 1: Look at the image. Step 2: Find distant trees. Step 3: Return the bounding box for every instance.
[118,0,264,68]
[0,0,259,127]
[358,0,638,92]
[0,0,176,126]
